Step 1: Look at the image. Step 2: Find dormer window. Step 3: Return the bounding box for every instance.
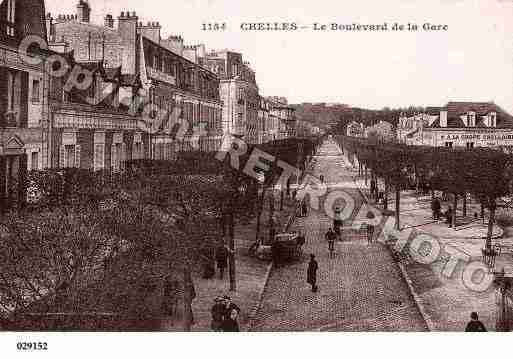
[6,0,16,36]
[490,112,497,127]
[468,112,476,127]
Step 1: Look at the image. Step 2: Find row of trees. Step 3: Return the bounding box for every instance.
[336,136,513,252]
[0,137,321,330]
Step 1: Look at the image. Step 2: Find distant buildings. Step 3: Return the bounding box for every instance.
[346,121,365,137]
[397,102,513,149]
[0,0,309,210]
[364,120,395,142]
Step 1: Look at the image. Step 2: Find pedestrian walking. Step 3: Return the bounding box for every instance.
[366,211,375,244]
[221,308,240,332]
[445,206,453,228]
[370,178,377,200]
[333,207,343,239]
[215,244,228,279]
[465,312,487,332]
[431,197,441,221]
[307,254,318,292]
[222,295,241,319]
[325,228,337,257]
[211,297,225,332]
[301,200,308,217]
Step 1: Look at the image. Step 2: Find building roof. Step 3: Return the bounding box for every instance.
[427,102,513,129]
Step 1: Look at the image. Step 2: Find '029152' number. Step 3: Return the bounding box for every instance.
[17,342,48,351]
[202,23,227,31]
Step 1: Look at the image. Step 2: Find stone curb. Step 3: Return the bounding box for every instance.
[396,261,436,331]
[348,163,433,332]
[246,261,273,331]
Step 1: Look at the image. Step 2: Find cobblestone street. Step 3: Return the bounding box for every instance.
[251,141,427,331]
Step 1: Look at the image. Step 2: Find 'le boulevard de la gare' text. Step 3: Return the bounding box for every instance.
[239,22,448,31]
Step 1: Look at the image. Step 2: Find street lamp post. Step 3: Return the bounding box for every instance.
[494,269,513,331]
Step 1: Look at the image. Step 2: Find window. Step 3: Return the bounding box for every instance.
[32,79,40,103]
[31,151,39,171]
[6,0,15,36]
[466,142,474,149]
[65,145,76,168]
[445,142,453,148]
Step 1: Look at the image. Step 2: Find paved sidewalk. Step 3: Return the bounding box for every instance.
[160,190,299,331]
[338,142,508,331]
[251,141,427,331]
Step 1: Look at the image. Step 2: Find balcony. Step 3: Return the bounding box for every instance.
[147,67,177,86]
[0,111,19,128]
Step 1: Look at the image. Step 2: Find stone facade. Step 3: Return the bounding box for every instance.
[203,50,260,142]
[397,102,513,149]
[0,0,49,210]
[48,1,223,159]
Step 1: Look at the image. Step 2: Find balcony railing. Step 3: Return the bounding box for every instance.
[0,111,19,128]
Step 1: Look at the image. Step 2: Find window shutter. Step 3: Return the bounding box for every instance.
[132,143,137,160]
[59,145,66,168]
[121,143,127,171]
[75,145,81,169]
[111,144,117,172]
[94,144,105,171]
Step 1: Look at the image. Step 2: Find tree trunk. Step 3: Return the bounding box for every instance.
[182,265,195,331]
[229,211,236,292]
[395,188,400,230]
[463,193,467,217]
[255,201,263,244]
[486,204,496,251]
[384,181,389,211]
[269,187,275,238]
[452,194,457,229]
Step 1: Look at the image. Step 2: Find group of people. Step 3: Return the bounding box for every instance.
[211,295,241,332]
[431,198,454,227]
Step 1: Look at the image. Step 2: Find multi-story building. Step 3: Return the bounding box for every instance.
[1,0,49,210]
[346,121,364,137]
[258,96,272,144]
[397,102,513,150]
[48,1,223,165]
[364,120,395,142]
[202,50,259,143]
[267,98,296,139]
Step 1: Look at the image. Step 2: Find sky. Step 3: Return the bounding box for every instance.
[45,0,513,112]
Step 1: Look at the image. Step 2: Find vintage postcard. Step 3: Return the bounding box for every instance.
[0,0,512,357]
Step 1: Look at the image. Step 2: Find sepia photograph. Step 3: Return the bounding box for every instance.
[0,0,512,356]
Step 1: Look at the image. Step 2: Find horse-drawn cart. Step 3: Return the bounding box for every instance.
[256,232,305,263]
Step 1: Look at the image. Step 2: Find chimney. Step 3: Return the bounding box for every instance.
[45,13,54,42]
[76,0,91,23]
[440,110,448,128]
[118,11,139,74]
[104,14,114,28]
[138,21,161,43]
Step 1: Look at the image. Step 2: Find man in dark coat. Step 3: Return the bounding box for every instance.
[445,206,454,228]
[301,200,308,217]
[216,244,228,279]
[307,254,318,292]
[221,308,240,332]
[431,198,441,220]
[211,297,225,331]
[465,312,487,332]
[223,295,241,319]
